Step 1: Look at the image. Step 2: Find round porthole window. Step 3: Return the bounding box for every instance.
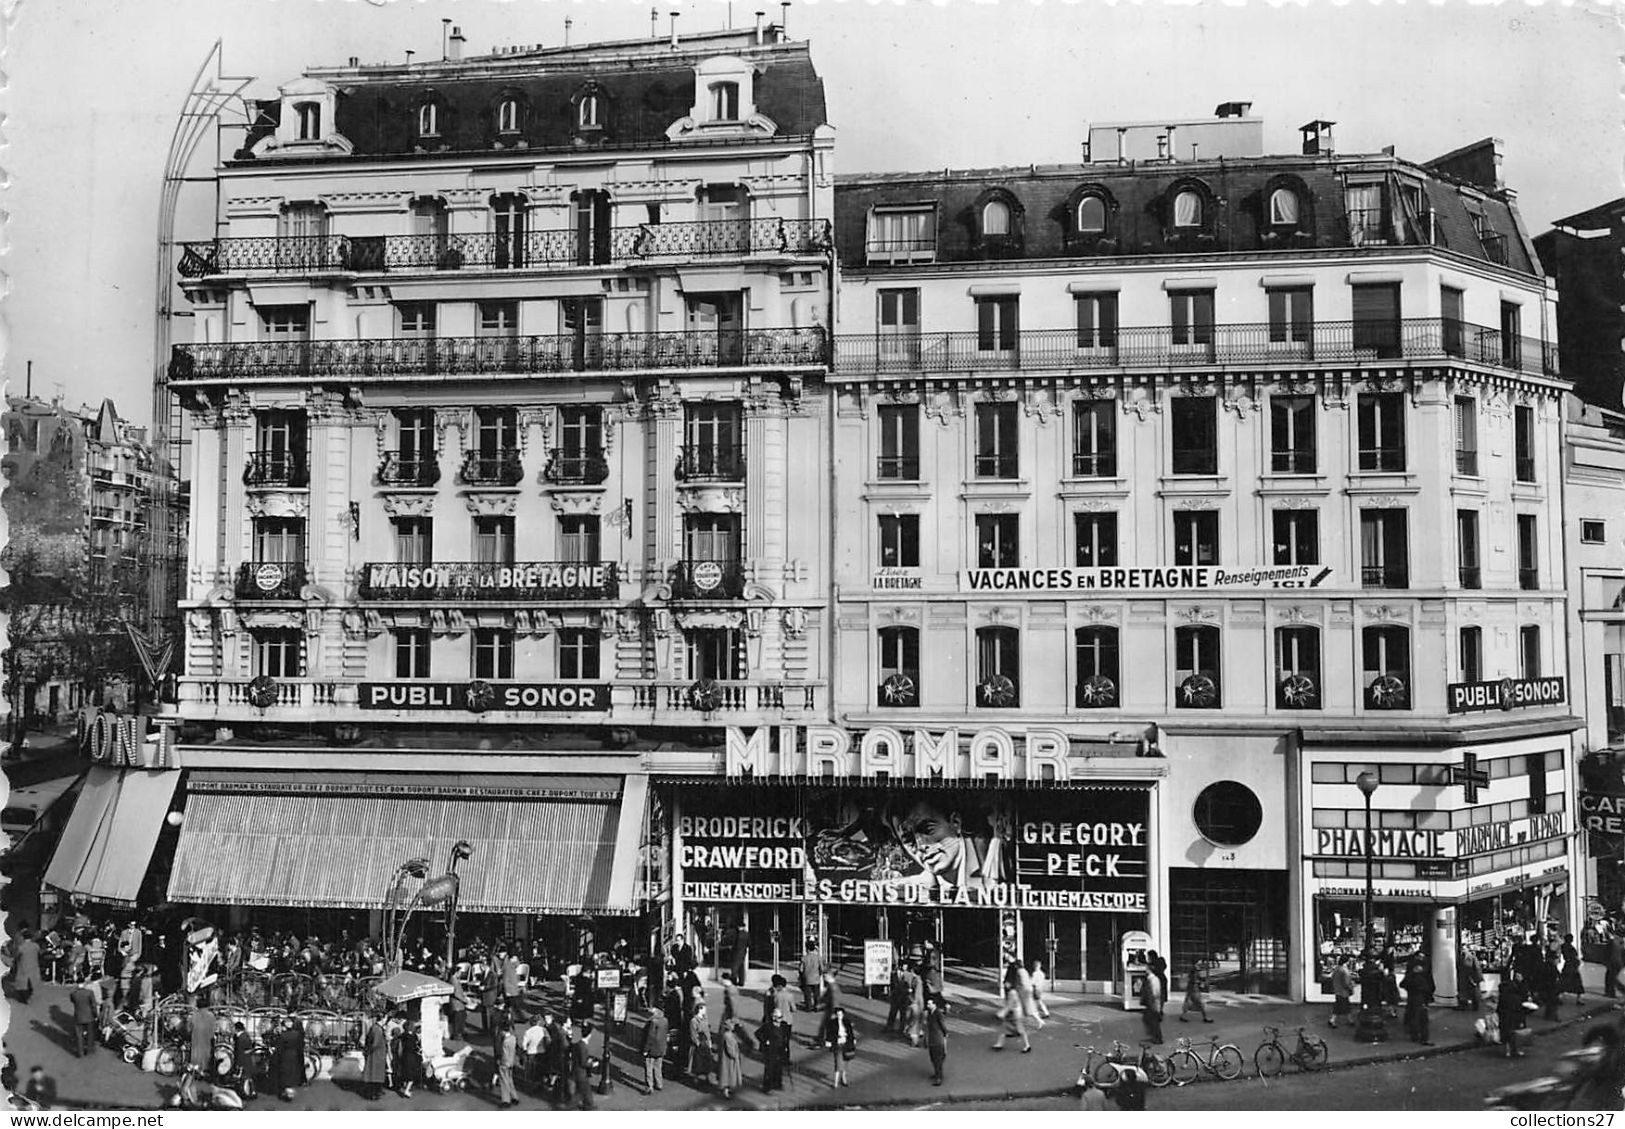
[1193,781,1263,847]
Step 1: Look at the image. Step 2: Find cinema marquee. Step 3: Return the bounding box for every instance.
[724,724,1082,781]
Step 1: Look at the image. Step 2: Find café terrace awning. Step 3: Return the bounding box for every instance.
[43,767,180,907]
[166,772,648,916]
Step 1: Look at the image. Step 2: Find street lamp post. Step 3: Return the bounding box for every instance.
[1354,771,1387,1043]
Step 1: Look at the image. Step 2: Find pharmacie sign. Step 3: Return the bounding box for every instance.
[959,564,1332,594]
[1446,677,1566,714]
[360,681,610,711]
[678,786,1148,913]
[1313,812,1567,860]
[725,724,1084,782]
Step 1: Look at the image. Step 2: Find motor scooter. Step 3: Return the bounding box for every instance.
[165,1065,245,1111]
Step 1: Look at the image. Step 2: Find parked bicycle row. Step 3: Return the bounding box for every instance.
[1078,1024,1330,1090]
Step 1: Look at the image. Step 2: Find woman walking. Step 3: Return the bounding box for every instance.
[991,961,1032,1053]
[688,1004,716,1089]
[392,1020,422,1099]
[822,1004,855,1087]
[1028,960,1052,1021]
[1180,962,1214,1023]
[1560,934,1584,1004]
[718,1021,744,1099]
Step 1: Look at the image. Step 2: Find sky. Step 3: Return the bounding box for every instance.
[4,0,1622,426]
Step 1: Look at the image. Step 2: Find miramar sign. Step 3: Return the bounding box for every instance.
[960,564,1332,594]
[1446,677,1566,714]
[724,724,1082,782]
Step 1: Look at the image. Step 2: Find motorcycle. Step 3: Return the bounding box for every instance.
[166,1065,246,1111]
[1485,1023,1625,1111]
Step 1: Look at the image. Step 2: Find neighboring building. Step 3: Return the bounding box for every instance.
[1540,205,1625,915]
[2,395,156,724]
[106,25,837,952]
[827,113,1578,1000]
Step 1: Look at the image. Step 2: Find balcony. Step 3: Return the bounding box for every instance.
[1071,452,1117,477]
[669,560,746,600]
[378,450,441,487]
[1458,567,1482,590]
[243,451,309,488]
[1361,566,1409,589]
[1269,450,1316,475]
[972,453,1019,479]
[235,560,308,600]
[876,455,921,480]
[627,680,823,715]
[358,560,618,601]
[460,449,523,487]
[542,448,610,486]
[1520,567,1540,591]
[171,328,828,383]
[1516,457,1537,484]
[675,446,746,483]
[1455,450,1480,476]
[178,677,350,715]
[833,318,1556,379]
[1357,447,1407,473]
[176,219,831,279]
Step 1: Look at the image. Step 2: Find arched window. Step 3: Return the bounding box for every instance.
[1269,187,1300,226]
[1362,625,1411,710]
[1173,189,1203,228]
[975,626,1021,707]
[578,94,601,129]
[498,98,519,133]
[294,102,321,141]
[982,199,1011,237]
[709,81,739,121]
[878,626,920,707]
[1075,627,1120,708]
[418,102,439,138]
[1077,195,1107,233]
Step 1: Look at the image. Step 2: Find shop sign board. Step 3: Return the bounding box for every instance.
[864,940,894,987]
[595,969,622,990]
[1446,677,1566,714]
[361,562,614,600]
[1313,813,1566,861]
[77,709,180,769]
[1580,792,1625,836]
[678,787,1149,913]
[960,564,1332,594]
[725,724,1081,782]
[1316,884,1433,900]
[360,682,610,711]
[872,567,923,592]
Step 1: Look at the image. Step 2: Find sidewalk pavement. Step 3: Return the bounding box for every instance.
[9,960,1620,1112]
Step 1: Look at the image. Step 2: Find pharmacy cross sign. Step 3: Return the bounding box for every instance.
[1449,752,1491,804]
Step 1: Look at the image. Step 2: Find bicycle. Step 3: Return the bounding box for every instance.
[1166,1033,1244,1085]
[1093,1038,1173,1088]
[1076,1043,1122,1088]
[1254,1025,1329,1077]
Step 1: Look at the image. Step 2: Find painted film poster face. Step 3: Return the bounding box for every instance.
[679,786,1148,912]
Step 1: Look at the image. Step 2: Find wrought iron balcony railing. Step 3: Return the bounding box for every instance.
[176,219,831,278]
[460,449,524,486]
[378,450,441,487]
[242,451,309,487]
[235,560,308,600]
[675,446,746,483]
[1458,566,1482,590]
[358,560,619,601]
[1357,446,1407,473]
[669,559,746,600]
[1455,450,1480,476]
[1071,452,1117,477]
[541,448,610,485]
[833,318,1555,379]
[1519,567,1540,591]
[1270,450,1316,475]
[1516,457,1538,484]
[626,680,823,714]
[171,328,828,382]
[876,455,921,480]
[1361,566,1410,590]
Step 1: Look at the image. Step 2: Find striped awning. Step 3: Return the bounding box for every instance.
[43,767,179,906]
[167,773,648,915]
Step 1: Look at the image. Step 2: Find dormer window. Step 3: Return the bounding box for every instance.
[418,102,439,138]
[579,94,600,129]
[294,102,321,141]
[1077,195,1107,233]
[498,99,519,133]
[1269,187,1299,226]
[982,200,1011,237]
[1174,189,1203,228]
[709,81,740,122]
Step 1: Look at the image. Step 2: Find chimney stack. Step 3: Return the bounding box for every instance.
[1214,101,1252,119]
[1300,120,1335,156]
[670,9,680,48]
[564,17,572,46]
[755,10,765,44]
[449,26,465,62]
[780,1,790,35]
[651,6,659,39]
